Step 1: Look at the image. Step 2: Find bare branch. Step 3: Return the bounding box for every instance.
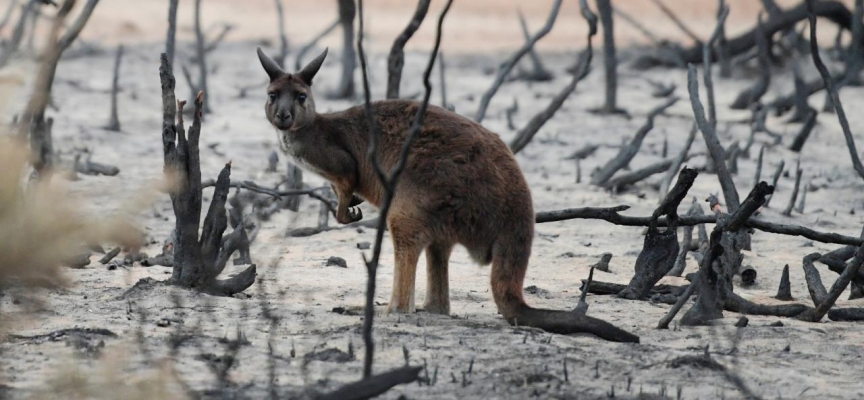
[386,0,430,99]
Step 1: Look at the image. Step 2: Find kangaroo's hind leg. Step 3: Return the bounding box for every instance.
[423,241,455,315]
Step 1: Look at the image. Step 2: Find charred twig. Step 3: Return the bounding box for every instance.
[193,0,209,113]
[273,0,289,68]
[649,0,701,44]
[294,19,339,71]
[613,6,662,46]
[536,204,864,247]
[796,179,808,213]
[688,64,740,211]
[668,200,703,277]
[509,49,593,154]
[788,110,817,152]
[514,10,553,82]
[0,0,36,68]
[788,64,816,122]
[356,0,452,378]
[781,162,802,216]
[657,276,697,329]
[105,44,123,132]
[807,0,864,180]
[474,0,563,123]
[763,160,785,207]
[590,97,678,186]
[386,0,430,99]
[605,157,691,192]
[730,15,771,110]
[658,123,696,201]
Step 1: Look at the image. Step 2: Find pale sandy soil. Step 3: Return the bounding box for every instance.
[1,1,864,399]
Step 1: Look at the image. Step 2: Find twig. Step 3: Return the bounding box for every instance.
[781,162,802,216]
[535,205,864,246]
[688,64,740,211]
[105,44,123,132]
[807,0,864,180]
[294,19,339,71]
[515,9,553,82]
[193,0,209,113]
[386,0,430,99]
[590,97,678,185]
[789,110,817,152]
[474,0,563,122]
[649,0,701,43]
[319,366,423,400]
[658,122,696,201]
[763,160,785,207]
[509,49,593,154]
[730,14,771,110]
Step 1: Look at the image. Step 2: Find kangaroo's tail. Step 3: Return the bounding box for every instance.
[491,228,640,344]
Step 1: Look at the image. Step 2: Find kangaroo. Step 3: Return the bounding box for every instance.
[257,48,638,343]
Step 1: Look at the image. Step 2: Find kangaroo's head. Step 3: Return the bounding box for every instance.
[256,47,327,131]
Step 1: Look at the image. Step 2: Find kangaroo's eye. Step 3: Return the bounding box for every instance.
[268,93,277,102]
[297,93,307,104]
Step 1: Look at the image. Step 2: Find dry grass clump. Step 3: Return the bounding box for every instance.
[0,137,144,289]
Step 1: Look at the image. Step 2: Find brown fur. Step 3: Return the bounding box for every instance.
[256,48,638,342]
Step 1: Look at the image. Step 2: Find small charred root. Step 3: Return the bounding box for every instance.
[510,306,639,343]
[158,54,256,296]
[789,110,818,152]
[775,264,794,300]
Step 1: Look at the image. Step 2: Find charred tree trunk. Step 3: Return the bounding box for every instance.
[165,0,178,70]
[17,0,100,176]
[333,0,356,99]
[592,0,624,114]
[386,0,430,99]
[159,54,256,296]
[273,0,289,68]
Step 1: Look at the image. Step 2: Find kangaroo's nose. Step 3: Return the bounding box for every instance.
[275,111,292,122]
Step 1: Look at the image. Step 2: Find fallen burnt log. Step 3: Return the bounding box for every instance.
[632,1,861,69]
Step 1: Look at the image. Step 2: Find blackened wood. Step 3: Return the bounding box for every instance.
[386,0,431,99]
[105,44,123,132]
[474,0,564,122]
[273,0,289,68]
[730,15,771,110]
[807,0,864,180]
[334,0,357,99]
[165,0,178,71]
[775,264,794,300]
[763,160,785,207]
[590,97,678,185]
[593,0,623,114]
[827,307,864,321]
[801,252,827,306]
[318,366,423,400]
[687,64,740,211]
[515,10,553,82]
[789,110,817,152]
[781,163,802,216]
[658,123,696,201]
[796,242,864,321]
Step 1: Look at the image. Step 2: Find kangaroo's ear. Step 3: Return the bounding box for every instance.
[257,47,284,81]
[297,48,328,86]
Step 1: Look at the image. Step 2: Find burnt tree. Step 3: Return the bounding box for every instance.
[17,0,99,176]
[333,0,356,99]
[158,54,256,296]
